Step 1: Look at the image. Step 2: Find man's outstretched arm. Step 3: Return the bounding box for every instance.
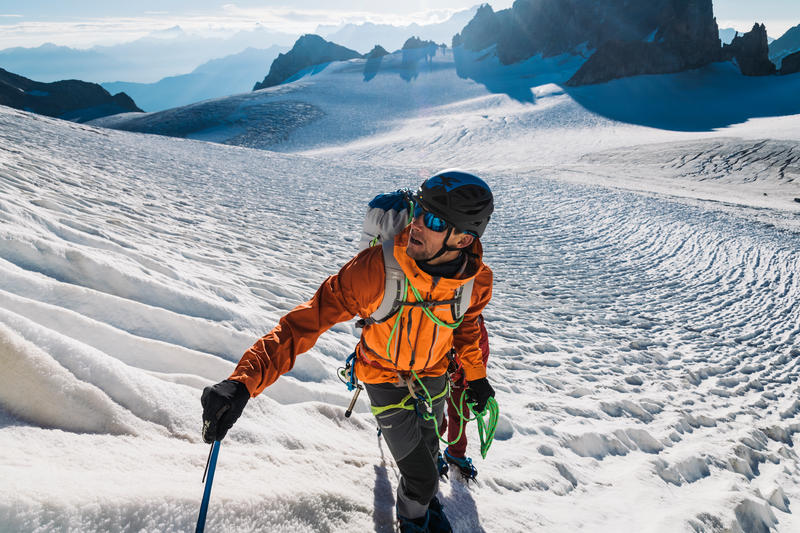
[201,248,383,442]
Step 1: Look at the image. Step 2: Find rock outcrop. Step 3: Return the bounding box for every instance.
[366,45,389,59]
[452,0,723,86]
[721,24,776,76]
[567,0,722,85]
[402,37,441,50]
[0,67,141,122]
[779,50,800,75]
[452,4,502,54]
[253,34,362,90]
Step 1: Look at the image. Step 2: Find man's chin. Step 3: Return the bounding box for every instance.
[405,244,425,260]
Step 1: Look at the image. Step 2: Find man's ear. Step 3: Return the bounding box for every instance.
[454,233,474,249]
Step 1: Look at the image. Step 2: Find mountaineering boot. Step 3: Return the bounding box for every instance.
[437,452,449,479]
[397,511,429,533]
[427,497,453,533]
[444,447,478,480]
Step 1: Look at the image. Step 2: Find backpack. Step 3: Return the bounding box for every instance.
[356,189,474,329]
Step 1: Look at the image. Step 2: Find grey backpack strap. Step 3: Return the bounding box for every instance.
[451,278,474,321]
[356,239,475,328]
[356,240,405,328]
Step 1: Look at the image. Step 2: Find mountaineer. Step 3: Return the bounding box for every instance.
[201,170,496,532]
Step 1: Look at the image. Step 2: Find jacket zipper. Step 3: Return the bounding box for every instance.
[393,315,404,367]
[406,309,416,368]
[423,323,438,370]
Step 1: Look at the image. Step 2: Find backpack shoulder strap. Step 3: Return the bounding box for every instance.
[356,241,476,328]
[356,240,405,327]
[451,278,474,321]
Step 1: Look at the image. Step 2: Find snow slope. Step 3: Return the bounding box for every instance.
[3,42,800,533]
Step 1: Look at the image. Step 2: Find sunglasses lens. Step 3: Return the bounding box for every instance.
[424,213,448,232]
[413,203,448,232]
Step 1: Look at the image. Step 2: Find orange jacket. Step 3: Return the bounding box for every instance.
[229,226,493,396]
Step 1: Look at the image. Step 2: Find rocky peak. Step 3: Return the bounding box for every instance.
[454,0,722,80]
[366,45,389,59]
[769,23,800,68]
[565,0,721,85]
[402,37,441,50]
[452,4,500,52]
[253,34,362,90]
[722,23,776,76]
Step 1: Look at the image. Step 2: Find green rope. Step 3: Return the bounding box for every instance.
[413,370,499,456]
[384,277,408,360]
[412,370,466,447]
[407,283,463,329]
[472,397,499,459]
[370,370,499,458]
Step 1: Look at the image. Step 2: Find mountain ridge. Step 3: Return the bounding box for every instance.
[253,35,362,91]
[0,68,141,122]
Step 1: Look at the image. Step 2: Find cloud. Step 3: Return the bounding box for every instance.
[0,6,477,49]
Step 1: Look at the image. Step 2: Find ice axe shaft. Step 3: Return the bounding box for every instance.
[345,385,362,417]
[195,440,221,533]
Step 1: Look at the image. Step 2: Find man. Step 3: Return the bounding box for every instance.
[201,170,496,533]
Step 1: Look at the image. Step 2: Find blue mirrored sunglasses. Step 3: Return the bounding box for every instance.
[412,204,449,232]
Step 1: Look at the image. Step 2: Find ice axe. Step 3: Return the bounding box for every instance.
[195,440,221,533]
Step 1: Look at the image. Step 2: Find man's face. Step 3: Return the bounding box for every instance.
[406,213,449,261]
[406,214,474,264]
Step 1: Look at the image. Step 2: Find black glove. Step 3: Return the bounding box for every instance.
[466,377,495,413]
[201,379,249,443]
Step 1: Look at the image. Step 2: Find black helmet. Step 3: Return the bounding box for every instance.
[415,170,494,238]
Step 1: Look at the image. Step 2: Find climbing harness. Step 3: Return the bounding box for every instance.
[365,369,499,458]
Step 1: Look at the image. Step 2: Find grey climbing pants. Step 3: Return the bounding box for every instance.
[364,374,448,520]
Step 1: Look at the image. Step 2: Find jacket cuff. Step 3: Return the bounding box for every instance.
[226,374,256,398]
[462,363,487,382]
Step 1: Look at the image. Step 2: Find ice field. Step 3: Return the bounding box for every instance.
[2,47,800,532]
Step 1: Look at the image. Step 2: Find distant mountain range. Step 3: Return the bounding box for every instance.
[2,0,799,124]
[0,26,297,84]
[102,46,286,112]
[316,8,477,54]
[0,68,140,122]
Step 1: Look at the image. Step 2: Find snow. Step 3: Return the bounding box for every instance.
[2,43,800,532]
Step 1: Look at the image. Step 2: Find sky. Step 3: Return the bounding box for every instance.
[0,0,798,50]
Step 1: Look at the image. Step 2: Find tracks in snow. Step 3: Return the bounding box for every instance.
[485,175,800,530]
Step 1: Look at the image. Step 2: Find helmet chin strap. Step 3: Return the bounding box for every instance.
[421,227,461,263]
